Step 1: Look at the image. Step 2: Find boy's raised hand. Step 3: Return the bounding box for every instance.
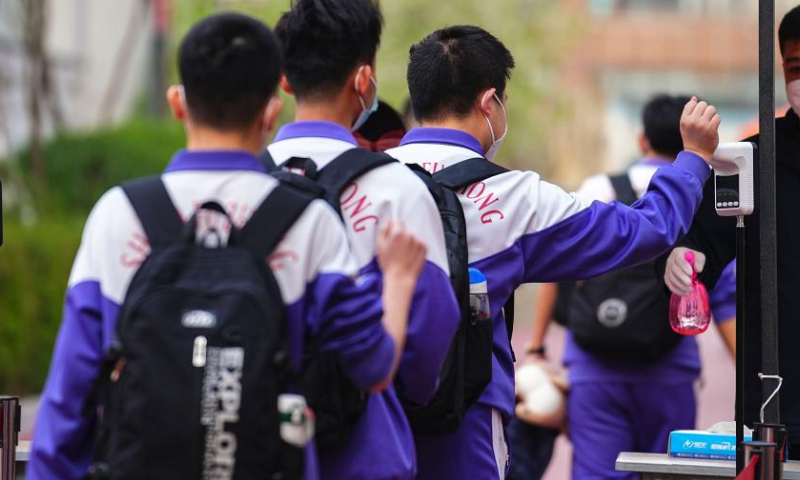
[680,96,722,163]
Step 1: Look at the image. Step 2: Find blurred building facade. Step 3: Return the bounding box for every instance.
[550,0,796,187]
[0,0,153,158]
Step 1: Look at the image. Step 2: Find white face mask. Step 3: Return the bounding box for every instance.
[787,79,800,116]
[483,91,507,161]
[352,66,379,131]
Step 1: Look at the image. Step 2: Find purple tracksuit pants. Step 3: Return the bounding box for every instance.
[568,382,696,480]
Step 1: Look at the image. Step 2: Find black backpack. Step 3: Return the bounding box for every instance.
[404,158,515,434]
[560,172,682,363]
[263,147,395,451]
[86,178,313,480]
[263,148,396,216]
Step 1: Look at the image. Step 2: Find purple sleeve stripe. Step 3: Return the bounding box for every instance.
[393,261,460,405]
[520,151,710,282]
[713,304,736,323]
[30,281,120,480]
[340,334,396,391]
[710,260,736,323]
[309,271,395,390]
[672,151,712,186]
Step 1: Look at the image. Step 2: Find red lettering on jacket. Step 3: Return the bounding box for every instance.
[422,162,446,173]
[353,215,379,232]
[475,191,500,210]
[120,201,258,268]
[480,210,505,224]
[269,248,300,271]
[464,182,486,199]
[342,192,373,218]
[460,182,505,224]
[340,181,379,234]
[120,233,149,268]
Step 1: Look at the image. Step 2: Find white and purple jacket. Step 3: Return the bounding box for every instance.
[386,128,710,478]
[28,151,396,480]
[267,121,460,480]
[565,159,734,386]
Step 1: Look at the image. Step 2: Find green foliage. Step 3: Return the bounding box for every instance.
[0,219,84,394]
[24,118,184,215]
[0,0,585,395]
[378,0,582,174]
[0,118,184,394]
[170,0,582,174]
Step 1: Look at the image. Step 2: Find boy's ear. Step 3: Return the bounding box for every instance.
[167,85,186,121]
[280,75,294,96]
[354,65,373,97]
[638,134,651,156]
[477,87,498,117]
[263,96,284,136]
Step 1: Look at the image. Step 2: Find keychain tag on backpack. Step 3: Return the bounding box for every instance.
[278,394,315,447]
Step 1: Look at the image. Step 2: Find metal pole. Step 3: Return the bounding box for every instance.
[755,423,789,480]
[737,217,746,473]
[759,443,778,480]
[758,0,780,425]
[0,396,20,480]
[745,441,779,480]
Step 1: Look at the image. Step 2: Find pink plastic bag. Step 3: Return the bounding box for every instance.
[669,251,711,335]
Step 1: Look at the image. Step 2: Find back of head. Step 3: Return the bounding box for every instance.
[179,12,282,131]
[780,5,800,55]
[642,94,691,159]
[276,0,383,101]
[407,25,515,122]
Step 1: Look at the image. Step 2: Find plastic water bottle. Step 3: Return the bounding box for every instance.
[469,268,491,325]
[669,251,711,335]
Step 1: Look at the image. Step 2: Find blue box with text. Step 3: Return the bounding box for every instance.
[668,430,751,461]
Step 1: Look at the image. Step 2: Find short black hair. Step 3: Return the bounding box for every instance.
[178,13,282,130]
[779,5,800,55]
[356,100,407,141]
[407,26,515,122]
[642,94,691,159]
[275,0,383,100]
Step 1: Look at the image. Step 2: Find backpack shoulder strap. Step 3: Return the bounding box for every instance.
[432,158,509,190]
[504,293,515,361]
[406,163,447,203]
[120,176,184,247]
[259,148,277,172]
[315,148,396,209]
[271,170,328,198]
[238,183,318,259]
[608,172,638,206]
[271,157,326,198]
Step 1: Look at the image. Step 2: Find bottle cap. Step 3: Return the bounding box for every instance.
[469,267,487,284]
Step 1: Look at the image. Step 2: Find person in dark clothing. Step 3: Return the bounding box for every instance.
[353,100,408,152]
[661,4,800,453]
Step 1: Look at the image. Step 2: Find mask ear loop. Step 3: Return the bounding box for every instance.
[354,66,368,111]
[758,373,783,423]
[482,91,497,144]
[178,85,188,113]
[493,93,508,139]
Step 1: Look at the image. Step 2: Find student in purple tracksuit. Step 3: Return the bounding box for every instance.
[28,14,429,480]
[270,1,460,479]
[525,96,738,480]
[710,260,737,354]
[386,26,721,480]
[521,96,740,480]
